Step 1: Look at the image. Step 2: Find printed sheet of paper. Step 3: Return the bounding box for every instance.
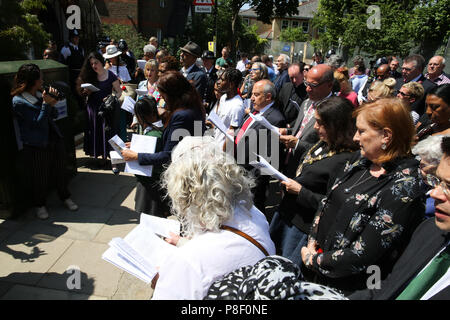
[249,113,281,136]
[124,134,157,177]
[102,219,179,283]
[121,96,136,114]
[108,135,126,155]
[139,214,180,239]
[249,153,289,182]
[81,83,100,92]
[135,88,148,96]
[109,151,125,164]
[207,109,234,141]
[137,60,147,70]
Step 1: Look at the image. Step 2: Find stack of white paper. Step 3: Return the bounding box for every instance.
[249,113,281,136]
[121,96,136,114]
[102,214,180,283]
[124,134,157,177]
[249,153,289,182]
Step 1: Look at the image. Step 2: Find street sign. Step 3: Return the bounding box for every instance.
[195,6,212,13]
[193,0,214,5]
[208,41,215,53]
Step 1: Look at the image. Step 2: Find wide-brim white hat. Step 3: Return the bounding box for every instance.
[103,45,122,59]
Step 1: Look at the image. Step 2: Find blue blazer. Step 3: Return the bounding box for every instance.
[12,94,62,148]
[138,108,205,166]
[184,65,207,99]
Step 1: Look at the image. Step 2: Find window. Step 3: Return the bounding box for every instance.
[160,0,165,8]
[157,29,162,43]
[302,21,309,33]
[281,20,290,30]
[243,18,250,26]
[291,21,299,29]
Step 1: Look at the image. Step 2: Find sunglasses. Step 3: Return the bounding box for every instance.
[304,79,326,88]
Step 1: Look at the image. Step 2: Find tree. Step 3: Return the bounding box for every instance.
[311,0,450,60]
[101,24,147,58]
[279,26,309,61]
[0,0,51,61]
[227,0,300,55]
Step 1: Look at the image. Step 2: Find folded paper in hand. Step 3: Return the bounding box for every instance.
[108,135,126,154]
[102,214,180,283]
[249,153,289,182]
[135,88,148,96]
[124,134,157,177]
[121,96,136,114]
[81,83,100,92]
[207,110,234,141]
[137,60,147,70]
[249,113,280,136]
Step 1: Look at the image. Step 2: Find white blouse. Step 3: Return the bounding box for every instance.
[152,204,275,300]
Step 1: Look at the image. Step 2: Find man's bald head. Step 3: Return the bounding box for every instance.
[376,64,390,80]
[304,64,334,102]
[427,55,446,80]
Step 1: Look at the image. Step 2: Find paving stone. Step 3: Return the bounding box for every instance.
[0,231,74,285]
[20,206,114,242]
[1,284,107,300]
[93,209,140,244]
[111,271,153,300]
[38,240,123,298]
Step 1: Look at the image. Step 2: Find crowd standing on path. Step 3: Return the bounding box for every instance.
[10,33,450,300]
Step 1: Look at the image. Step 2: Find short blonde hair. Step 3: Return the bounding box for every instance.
[368,78,396,100]
[402,82,424,101]
[161,137,255,237]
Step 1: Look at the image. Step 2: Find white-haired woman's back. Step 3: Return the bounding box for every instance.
[151,136,275,299]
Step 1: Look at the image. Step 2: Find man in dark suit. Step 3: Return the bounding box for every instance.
[201,50,218,112]
[277,62,308,128]
[279,64,334,178]
[227,79,286,215]
[179,41,207,99]
[350,136,450,300]
[395,54,436,116]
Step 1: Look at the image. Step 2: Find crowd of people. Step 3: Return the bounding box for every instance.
[11,34,450,300]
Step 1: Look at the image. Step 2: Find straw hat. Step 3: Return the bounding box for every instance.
[103,45,122,59]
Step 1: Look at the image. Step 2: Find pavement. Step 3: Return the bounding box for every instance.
[0,144,154,300]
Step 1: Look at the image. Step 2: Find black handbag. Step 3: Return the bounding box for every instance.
[98,94,120,132]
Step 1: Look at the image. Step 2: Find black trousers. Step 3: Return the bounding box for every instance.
[22,140,70,207]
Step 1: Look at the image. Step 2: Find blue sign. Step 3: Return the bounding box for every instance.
[282,45,291,52]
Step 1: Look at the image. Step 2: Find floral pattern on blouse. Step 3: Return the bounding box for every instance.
[307,153,425,285]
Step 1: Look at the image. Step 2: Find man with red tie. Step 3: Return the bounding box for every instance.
[227,79,286,216]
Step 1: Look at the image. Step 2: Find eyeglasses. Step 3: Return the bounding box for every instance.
[304,79,326,88]
[251,68,261,72]
[425,174,450,199]
[304,68,310,72]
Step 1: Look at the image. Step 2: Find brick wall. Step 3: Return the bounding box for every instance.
[95,0,138,27]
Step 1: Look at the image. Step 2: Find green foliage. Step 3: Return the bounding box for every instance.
[249,0,299,25]
[279,27,309,43]
[0,0,51,61]
[101,23,147,59]
[312,0,450,58]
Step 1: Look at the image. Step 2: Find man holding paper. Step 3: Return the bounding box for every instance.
[227,79,286,215]
[279,64,334,178]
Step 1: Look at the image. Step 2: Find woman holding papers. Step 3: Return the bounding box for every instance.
[77,51,122,166]
[132,96,168,217]
[269,97,358,266]
[300,98,425,294]
[131,59,162,133]
[121,71,205,167]
[151,136,275,299]
[11,63,78,219]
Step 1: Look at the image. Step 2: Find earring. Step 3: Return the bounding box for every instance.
[381,143,387,150]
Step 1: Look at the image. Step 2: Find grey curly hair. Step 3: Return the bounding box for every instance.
[161,136,256,237]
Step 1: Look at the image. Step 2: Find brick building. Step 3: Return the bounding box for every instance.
[95,0,190,41]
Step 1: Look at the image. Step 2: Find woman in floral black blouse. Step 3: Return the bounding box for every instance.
[301,98,426,294]
[270,97,359,266]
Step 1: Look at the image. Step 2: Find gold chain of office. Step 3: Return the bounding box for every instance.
[295,141,351,177]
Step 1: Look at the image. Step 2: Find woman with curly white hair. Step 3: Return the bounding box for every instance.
[151,136,275,300]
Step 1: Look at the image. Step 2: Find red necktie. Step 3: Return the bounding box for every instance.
[235,110,259,145]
